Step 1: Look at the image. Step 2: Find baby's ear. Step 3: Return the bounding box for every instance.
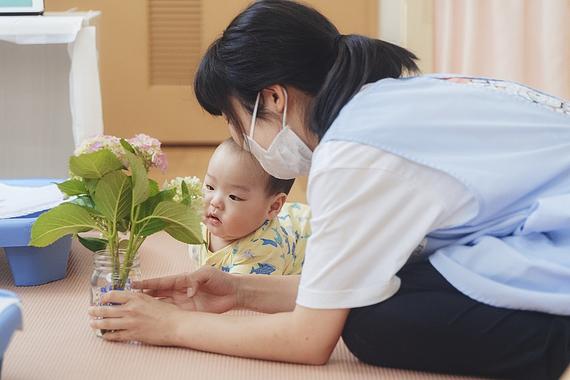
[267,193,287,219]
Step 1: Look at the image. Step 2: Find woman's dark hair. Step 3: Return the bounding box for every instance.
[194,0,419,140]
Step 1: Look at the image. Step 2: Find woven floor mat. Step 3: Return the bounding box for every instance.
[1,233,483,379]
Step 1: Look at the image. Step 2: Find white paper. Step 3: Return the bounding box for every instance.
[0,183,64,219]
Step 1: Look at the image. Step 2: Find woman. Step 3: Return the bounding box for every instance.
[89,1,570,377]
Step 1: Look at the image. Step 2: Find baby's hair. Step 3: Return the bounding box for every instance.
[218,138,295,195]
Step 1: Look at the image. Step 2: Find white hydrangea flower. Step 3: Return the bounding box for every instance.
[163,176,203,204]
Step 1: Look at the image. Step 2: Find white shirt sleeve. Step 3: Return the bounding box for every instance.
[296,141,477,309]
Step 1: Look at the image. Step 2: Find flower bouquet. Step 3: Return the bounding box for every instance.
[30,134,204,304]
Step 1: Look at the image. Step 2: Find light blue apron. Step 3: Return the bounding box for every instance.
[322,75,570,315]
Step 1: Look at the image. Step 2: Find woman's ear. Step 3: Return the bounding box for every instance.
[267,192,287,220]
[261,85,287,115]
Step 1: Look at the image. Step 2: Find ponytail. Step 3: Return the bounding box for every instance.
[311,35,419,139]
[194,1,419,139]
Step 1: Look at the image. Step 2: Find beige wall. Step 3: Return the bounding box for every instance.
[46,0,378,145]
[379,0,434,73]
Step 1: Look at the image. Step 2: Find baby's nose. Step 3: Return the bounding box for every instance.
[210,195,224,210]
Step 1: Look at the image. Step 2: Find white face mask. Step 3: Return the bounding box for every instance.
[244,90,313,179]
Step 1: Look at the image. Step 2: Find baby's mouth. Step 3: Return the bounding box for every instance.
[205,212,222,226]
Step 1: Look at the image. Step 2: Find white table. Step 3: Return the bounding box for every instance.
[0,12,103,178]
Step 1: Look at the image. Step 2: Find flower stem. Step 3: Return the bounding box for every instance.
[118,205,143,288]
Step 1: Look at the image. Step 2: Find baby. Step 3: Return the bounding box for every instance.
[194,138,310,275]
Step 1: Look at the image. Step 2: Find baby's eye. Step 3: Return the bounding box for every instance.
[229,194,243,201]
[205,184,214,191]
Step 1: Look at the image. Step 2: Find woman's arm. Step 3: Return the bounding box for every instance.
[91,291,348,365]
[237,274,300,313]
[170,306,349,364]
[135,267,299,314]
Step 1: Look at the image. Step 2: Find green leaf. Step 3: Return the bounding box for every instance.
[124,150,149,206]
[83,179,99,197]
[180,181,190,205]
[77,235,107,252]
[143,201,203,244]
[139,188,176,217]
[149,179,159,197]
[134,188,176,235]
[30,203,100,247]
[71,195,103,216]
[138,218,166,237]
[57,179,88,196]
[165,223,202,244]
[93,171,132,222]
[181,181,189,197]
[120,139,136,154]
[69,149,124,179]
[158,188,176,202]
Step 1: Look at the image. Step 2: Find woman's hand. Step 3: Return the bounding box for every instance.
[88,291,183,345]
[133,266,239,314]
[88,273,348,364]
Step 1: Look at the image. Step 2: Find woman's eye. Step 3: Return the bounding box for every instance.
[205,184,214,191]
[229,195,243,201]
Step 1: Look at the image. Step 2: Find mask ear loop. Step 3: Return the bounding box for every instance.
[249,92,261,139]
[282,88,288,129]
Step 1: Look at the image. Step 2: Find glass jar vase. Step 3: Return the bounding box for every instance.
[90,249,141,336]
[187,243,204,272]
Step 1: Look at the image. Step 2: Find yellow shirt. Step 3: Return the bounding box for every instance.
[200,202,311,275]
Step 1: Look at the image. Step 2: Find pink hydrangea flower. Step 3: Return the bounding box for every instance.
[152,152,168,172]
[74,135,124,161]
[128,134,168,172]
[74,134,167,172]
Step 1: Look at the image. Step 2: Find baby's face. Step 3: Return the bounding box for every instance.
[202,147,274,241]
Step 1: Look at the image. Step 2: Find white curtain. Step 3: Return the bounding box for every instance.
[434,0,570,100]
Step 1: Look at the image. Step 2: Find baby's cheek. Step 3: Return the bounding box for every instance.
[224,211,254,236]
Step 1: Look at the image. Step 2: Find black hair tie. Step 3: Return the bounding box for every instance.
[334,34,344,46]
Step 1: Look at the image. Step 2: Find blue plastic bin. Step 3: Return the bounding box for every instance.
[0,290,22,378]
[0,179,72,286]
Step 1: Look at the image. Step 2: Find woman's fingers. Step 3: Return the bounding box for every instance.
[186,266,219,296]
[142,289,171,297]
[89,316,130,331]
[132,276,175,290]
[88,305,126,318]
[132,274,188,291]
[100,330,132,342]
[186,285,197,297]
[100,290,135,305]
